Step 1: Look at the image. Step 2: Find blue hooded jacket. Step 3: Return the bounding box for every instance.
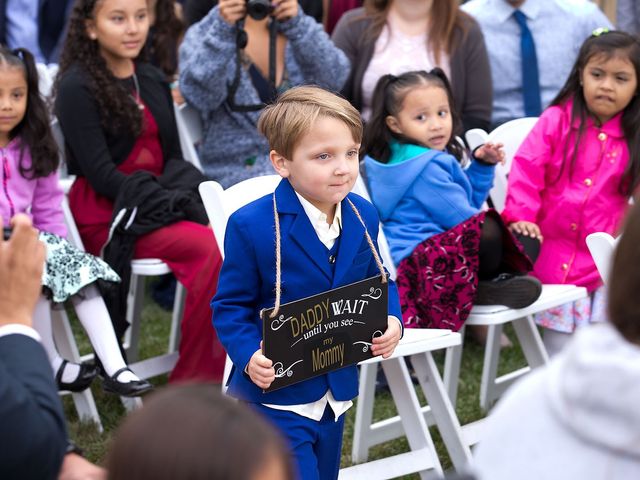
[364,149,495,265]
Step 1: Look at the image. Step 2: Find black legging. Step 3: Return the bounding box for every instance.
[478,214,540,280]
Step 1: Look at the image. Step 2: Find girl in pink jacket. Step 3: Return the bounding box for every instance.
[0,47,151,396]
[503,30,640,355]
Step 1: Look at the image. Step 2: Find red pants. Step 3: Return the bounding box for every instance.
[79,219,226,383]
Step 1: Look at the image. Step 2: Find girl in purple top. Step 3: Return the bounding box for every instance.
[0,46,151,397]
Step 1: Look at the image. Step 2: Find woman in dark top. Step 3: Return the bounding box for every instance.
[54,0,226,383]
[332,0,493,132]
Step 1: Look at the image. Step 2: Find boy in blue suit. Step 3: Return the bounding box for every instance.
[212,86,403,480]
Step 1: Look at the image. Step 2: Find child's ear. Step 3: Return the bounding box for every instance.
[386,115,402,135]
[270,150,290,178]
[85,19,97,40]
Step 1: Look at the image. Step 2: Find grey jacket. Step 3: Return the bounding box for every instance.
[179,7,350,187]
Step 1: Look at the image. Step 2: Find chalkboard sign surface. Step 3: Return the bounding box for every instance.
[261,275,388,392]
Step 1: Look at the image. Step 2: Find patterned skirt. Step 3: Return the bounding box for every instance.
[396,210,531,332]
[40,232,120,303]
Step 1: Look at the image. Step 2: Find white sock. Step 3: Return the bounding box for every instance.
[543,328,573,358]
[32,296,80,383]
[71,286,140,383]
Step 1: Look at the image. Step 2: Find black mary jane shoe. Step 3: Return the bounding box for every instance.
[56,359,99,393]
[102,367,154,397]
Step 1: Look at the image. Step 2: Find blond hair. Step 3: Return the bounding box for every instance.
[257,86,363,160]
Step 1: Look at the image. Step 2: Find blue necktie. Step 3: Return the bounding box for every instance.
[513,10,542,117]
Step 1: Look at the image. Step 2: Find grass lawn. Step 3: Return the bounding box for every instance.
[62,296,528,479]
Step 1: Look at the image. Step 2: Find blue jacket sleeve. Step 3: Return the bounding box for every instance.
[0,334,67,480]
[465,159,496,209]
[211,214,264,374]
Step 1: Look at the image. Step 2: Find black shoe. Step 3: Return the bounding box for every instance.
[56,360,99,392]
[102,367,153,397]
[475,273,542,309]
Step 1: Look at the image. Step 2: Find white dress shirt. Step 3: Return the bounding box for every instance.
[0,324,41,341]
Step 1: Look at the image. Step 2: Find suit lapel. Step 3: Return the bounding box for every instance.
[333,196,367,286]
[275,179,332,281]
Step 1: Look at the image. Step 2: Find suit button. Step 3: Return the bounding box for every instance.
[570,223,577,231]
[561,263,568,271]
[584,178,592,186]
[598,132,607,141]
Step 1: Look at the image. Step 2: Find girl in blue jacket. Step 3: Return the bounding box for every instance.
[363,69,540,331]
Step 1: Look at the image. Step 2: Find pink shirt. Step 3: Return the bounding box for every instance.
[503,99,630,292]
[0,138,66,237]
[360,12,450,121]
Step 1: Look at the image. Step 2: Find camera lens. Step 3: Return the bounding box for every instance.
[246,0,274,20]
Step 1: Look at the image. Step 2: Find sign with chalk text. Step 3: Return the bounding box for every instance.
[261,275,388,392]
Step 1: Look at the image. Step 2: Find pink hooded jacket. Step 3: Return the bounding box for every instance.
[0,138,66,237]
[503,99,630,292]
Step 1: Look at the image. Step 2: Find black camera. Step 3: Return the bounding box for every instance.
[246,0,274,20]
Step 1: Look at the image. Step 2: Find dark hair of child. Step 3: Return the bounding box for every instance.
[107,384,295,480]
[551,30,640,196]
[609,202,640,346]
[361,68,464,164]
[149,0,185,78]
[0,46,58,179]
[54,0,146,137]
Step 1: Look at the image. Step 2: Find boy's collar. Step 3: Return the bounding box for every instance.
[294,191,342,230]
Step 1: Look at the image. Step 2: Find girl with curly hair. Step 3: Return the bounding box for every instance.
[54,0,226,383]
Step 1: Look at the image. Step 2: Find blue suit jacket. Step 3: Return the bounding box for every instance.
[212,178,402,405]
[0,333,67,480]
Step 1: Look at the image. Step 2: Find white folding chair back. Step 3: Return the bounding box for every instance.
[586,232,618,285]
[36,62,54,98]
[486,117,538,212]
[175,102,204,171]
[465,128,489,151]
[199,175,282,258]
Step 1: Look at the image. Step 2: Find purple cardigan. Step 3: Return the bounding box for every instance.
[0,138,66,237]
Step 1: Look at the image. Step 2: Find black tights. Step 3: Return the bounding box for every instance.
[478,214,540,280]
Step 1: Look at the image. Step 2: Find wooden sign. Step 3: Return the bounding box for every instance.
[261,275,388,392]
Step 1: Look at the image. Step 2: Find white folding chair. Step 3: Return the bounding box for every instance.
[352,169,587,460]
[199,175,282,386]
[51,121,185,396]
[485,117,539,212]
[175,102,204,171]
[586,232,618,285]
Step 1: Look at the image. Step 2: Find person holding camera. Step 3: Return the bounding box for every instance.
[179,0,350,188]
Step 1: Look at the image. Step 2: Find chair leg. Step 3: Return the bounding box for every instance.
[168,282,185,354]
[124,274,146,362]
[443,324,465,407]
[512,315,548,367]
[351,363,378,464]
[51,308,103,432]
[479,324,503,411]
[410,352,472,471]
[382,357,443,479]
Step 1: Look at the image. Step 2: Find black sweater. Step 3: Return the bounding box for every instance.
[54,62,203,200]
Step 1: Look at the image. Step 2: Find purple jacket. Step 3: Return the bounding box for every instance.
[503,99,630,291]
[0,138,66,236]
